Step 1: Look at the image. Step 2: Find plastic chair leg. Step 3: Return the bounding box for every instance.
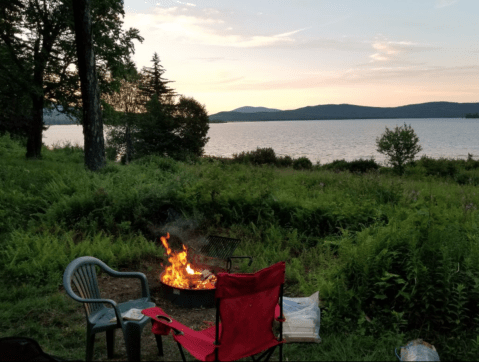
[106,329,115,359]
[123,322,142,362]
[86,332,95,362]
[154,334,163,357]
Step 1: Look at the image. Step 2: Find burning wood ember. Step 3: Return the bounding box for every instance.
[160,233,217,290]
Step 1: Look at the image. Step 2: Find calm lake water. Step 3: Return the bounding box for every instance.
[43,118,479,165]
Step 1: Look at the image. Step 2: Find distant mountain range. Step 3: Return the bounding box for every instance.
[231,106,282,113]
[209,102,479,122]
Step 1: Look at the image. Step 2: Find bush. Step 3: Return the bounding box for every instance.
[323,211,479,338]
[276,155,293,167]
[132,155,179,172]
[233,147,277,166]
[292,157,313,170]
[322,158,380,173]
[105,146,118,161]
[376,123,422,175]
[466,153,479,170]
[418,156,457,177]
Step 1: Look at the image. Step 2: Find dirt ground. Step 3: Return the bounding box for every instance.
[69,256,228,361]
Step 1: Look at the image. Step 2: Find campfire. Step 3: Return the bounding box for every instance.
[160,233,217,290]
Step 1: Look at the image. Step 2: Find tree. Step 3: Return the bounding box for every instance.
[133,94,177,158]
[133,95,210,160]
[138,52,176,105]
[0,0,143,159]
[102,64,146,163]
[0,43,32,139]
[376,123,422,174]
[173,96,210,158]
[72,0,105,171]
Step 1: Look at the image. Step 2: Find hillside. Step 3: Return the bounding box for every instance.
[231,106,282,113]
[209,102,479,122]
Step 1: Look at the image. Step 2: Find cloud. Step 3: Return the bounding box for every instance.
[124,6,307,48]
[435,0,459,8]
[202,64,479,92]
[368,37,429,63]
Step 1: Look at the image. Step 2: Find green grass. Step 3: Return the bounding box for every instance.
[1,133,479,360]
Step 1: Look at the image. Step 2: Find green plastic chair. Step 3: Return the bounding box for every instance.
[63,256,160,361]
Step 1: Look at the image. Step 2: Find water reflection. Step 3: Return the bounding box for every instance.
[43,119,479,165]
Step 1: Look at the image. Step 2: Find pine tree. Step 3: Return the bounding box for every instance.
[139,52,175,105]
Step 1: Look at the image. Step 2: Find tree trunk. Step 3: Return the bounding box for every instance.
[25,93,44,159]
[72,0,105,171]
[125,113,133,163]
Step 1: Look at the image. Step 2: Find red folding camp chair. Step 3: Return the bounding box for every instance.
[142,261,286,362]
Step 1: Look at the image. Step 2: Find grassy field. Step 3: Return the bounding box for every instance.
[1,134,479,361]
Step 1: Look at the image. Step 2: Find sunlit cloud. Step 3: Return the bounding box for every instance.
[368,37,425,62]
[124,7,307,48]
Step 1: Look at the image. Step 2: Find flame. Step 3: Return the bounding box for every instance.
[160,233,216,289]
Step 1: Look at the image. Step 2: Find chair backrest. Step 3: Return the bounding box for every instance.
[63,257,105,318]
[214,261,285,361]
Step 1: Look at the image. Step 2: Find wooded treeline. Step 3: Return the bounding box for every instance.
[0,0,209,169]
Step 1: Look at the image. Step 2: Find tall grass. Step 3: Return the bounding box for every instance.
[1,134,479,360]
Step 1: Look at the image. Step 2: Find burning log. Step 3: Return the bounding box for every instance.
[160,233,217,290]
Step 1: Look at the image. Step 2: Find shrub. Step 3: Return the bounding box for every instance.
[466,153,479,170]
[276,155,293,167]
[323,211,479,338]
[133,155,179,172]
[322,158,380,173]
[376,123,422,175]
[233,147,277,166]
[105,146,118,161]
[347,158,380,173]
[418,156,458,177]
[293,157,313,170]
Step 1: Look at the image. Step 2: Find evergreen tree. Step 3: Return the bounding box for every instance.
[139,52,175,105]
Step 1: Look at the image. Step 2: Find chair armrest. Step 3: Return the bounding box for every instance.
[143,307,187,336]
[65,291,126,325]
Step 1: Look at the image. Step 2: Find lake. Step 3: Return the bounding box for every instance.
[43,118,479,165]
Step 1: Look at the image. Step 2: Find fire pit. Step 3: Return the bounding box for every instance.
[158,233,252,308]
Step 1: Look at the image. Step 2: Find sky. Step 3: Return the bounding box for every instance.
[122,0,479,115]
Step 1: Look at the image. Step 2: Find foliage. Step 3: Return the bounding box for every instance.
[103,56,209,161]
[138,52,175,104]
[233,147,277,166]
[376,123,422,175]
[293,157,313,170]
[276,155,293,167]
[172,96,210,158]
[2,135,479,360]
[322,158,380,173]
[0,0,143,158]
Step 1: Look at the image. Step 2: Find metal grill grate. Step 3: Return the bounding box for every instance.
[199,235,241,260]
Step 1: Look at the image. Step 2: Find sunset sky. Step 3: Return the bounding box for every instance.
[122,0,479,115]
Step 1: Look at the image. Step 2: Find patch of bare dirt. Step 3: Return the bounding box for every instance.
[67,256,221,361]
